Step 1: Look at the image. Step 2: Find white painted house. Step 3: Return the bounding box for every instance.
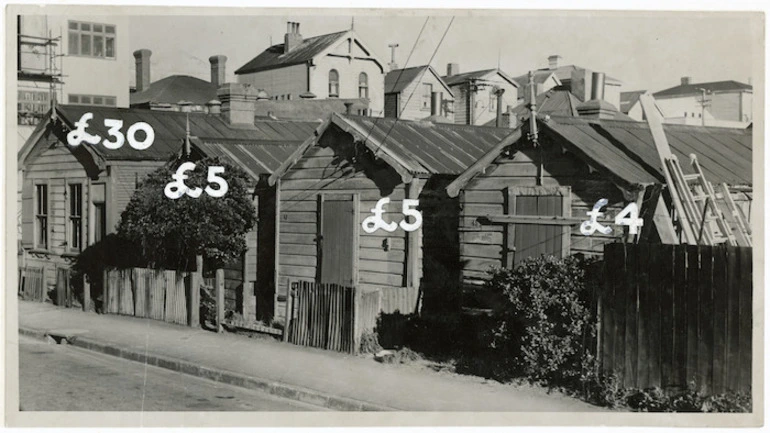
[653,77,752,128]
[384,65,454,122]
[235,22,385,117]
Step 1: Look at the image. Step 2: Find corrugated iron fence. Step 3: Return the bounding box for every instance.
[285,280,381,354]
[599,243,752,394]
[379,286,420,314]
[103,268,191,326]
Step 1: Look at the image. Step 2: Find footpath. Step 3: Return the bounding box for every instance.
[16,300,603,412]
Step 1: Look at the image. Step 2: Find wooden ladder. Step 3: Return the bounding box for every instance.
[639,93,748,246]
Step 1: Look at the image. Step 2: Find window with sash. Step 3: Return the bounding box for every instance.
[69,184,83,251]
[329,69,340,98]
[358,72,369,99]
[35,184,48,249]
[68,21,116,59]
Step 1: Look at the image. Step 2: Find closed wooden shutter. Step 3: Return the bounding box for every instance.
[513,195,563,265]
[21,178,34,248]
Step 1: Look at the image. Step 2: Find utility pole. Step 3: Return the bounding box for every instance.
[697,87,711,126]
[387,43,399,71]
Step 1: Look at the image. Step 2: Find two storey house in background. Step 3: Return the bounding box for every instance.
[441,63,519,126]
[234,22,385,116]
[384,65,454,122]
[653,77,753,128]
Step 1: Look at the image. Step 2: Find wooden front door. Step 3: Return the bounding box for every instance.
[319,194,357,286]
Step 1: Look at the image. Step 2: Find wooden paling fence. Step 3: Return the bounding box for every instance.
[19,266,45,302]
[599,243,752,394]
[104,268,192,326]
[285,281,381,354]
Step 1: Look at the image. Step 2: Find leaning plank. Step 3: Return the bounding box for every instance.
[133,268,147,318]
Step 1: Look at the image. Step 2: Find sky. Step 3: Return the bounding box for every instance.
[128,10,762,93]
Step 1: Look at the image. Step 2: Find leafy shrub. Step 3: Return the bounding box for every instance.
[484,255,598,385]
[117,157,257,271]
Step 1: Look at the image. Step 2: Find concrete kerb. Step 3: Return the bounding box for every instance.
[19,326,395,412]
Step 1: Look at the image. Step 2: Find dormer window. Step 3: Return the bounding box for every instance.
[329,69,340,98]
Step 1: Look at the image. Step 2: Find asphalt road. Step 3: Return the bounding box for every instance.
[18,336,324,411]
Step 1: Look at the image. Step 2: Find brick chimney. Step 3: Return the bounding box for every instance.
[570,68,592,101]
[133,49,152,92]
[217,83,259,126]
[681,76,692,86]
[284,22,303,54]
[446,63,459,77]
[548,55,562,70]
[209,55,227,89]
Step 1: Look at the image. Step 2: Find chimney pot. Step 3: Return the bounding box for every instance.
[206,99,222,115]
[681,76,692,86]
[209,55,227,89]
[548,55,562,70]
[133,49,152,92]
[590,72,605,101]
[344,102,354,115]
[430,92,441,116]
[447,63,459,77]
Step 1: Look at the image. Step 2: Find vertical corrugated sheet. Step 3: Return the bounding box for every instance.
[379,286,420,315]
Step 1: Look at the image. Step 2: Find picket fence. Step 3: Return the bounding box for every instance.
[599,243,752,394]
[285,280,381,354]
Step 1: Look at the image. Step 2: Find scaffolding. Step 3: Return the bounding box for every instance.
[17,16,64,126]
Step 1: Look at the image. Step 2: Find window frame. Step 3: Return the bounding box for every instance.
[68,183,84,252]
[421,83,433,111]
[67,20,116,60]
[358,72,369,99]
[67,94,117,107]
[35,183,49,250]
[328,69,340,98]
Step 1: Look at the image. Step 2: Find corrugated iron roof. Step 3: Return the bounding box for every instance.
[511,70,558,88]
[544,115,752,186]
[129,75,217,106]
[385,66,429,94]
[192,137,304,180]
[653,80,752,98]
[55,104,318,161]
[337,114,515,175]
[540,117,660,186]
[385,65,453,96]
[513,88,582,118]
[235,31,348,75]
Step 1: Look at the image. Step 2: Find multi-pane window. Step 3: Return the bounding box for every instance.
[358,72,369,99]
[69,184,83,251]
[68,94,117,106]
[329,69,339,98]
[35,184,48,249]
[68,21,116,59]
[421,83,433,110]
